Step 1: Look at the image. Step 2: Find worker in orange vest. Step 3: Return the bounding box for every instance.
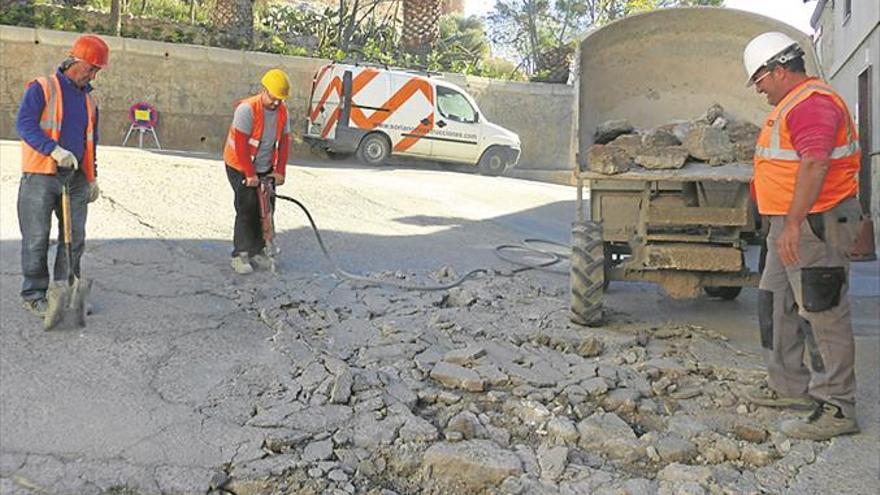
[16,34,108,317]
[742,32,862,440]
[223,69,291,274]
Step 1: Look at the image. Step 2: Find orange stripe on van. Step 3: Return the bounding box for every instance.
[394,113,434,152]
[311,75,342,122]
[322,107,341,139]
[350,77,433,130]
[312,67,435,152]
[308,65,333,117]
[352,68,380,94]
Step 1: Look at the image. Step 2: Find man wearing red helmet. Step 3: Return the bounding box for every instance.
[15,34,108,317]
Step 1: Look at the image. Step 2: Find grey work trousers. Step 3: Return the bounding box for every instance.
[758,197,862,418]
[17,171,89,301]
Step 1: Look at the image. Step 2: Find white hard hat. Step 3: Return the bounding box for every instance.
[743,32,804,86]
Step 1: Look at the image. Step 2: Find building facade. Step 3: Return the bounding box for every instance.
[810,0,880,248]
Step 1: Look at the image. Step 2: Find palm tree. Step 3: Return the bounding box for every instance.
[402,0,442,58]
[210,0,254,49]
[110,0,122,36]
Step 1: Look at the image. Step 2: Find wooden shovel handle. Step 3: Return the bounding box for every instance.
[62,186,72,245]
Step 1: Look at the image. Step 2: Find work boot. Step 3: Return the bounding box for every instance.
[781,402,860,440]
[251,253,275,271]
[21,298,48,317]
[230,254,254,275]
[742,384,816,410]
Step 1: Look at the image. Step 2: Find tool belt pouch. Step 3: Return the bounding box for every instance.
[801,266,845,312]
[758,289,774,349]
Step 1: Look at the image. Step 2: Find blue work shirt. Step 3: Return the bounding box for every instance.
[16,69,100,173]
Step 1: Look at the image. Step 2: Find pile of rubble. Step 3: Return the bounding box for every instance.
[586,104,761,175]
[212,268,824,495]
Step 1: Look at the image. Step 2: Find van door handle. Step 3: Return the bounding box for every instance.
[437,120,447,128]
[420,118,431,126]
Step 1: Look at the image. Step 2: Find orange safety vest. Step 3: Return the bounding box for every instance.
[753,78,860,215]
[223,95,288,174]
[20,74,97,182]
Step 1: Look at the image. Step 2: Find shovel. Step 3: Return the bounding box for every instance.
[44,179,91,330]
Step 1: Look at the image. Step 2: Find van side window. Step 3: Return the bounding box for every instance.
[437,86,477,123]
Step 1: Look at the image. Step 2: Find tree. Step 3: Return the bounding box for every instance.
[489,0,722,82]
[402,0,442,59]
[211,0,254,49]
[110,0,122,36]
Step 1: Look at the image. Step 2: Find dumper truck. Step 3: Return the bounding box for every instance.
[569,7,821,325]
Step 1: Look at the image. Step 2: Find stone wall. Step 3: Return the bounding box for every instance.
[1,25,325,157]
[0,25,576,173]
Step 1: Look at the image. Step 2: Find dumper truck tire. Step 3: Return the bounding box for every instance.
[703,286,742,300]
[570,220,604,326]
[357,133,391,166]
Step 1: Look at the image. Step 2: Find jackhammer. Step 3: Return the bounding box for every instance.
[257,176,278,272]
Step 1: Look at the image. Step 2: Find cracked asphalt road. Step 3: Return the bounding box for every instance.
[0,140,877,494]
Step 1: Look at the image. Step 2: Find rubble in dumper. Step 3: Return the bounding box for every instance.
[588,104,761,174]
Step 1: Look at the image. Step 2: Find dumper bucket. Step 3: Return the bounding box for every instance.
[576,7,819,155]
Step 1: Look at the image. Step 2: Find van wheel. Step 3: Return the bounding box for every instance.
[478,147,508,176]
[357,133,391,166]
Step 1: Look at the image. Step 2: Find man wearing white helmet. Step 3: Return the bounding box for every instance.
[743,32,862,440]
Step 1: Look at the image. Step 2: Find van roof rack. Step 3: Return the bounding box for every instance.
[405,66,443,78]
[354,60,390,70]
[335,54,390,71]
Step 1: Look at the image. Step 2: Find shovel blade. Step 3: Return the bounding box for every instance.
[43,278,91,330]
[69,278,92,327]
[43,281,71,331]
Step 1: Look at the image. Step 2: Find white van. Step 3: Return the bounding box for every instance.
[303,63,521,175]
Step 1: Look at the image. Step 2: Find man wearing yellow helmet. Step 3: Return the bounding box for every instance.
[222,68,292,274]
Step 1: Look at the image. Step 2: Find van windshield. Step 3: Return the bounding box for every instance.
[437,86,477,123]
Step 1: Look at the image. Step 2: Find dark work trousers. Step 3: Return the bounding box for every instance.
[225,165,275,257]
[17,170,89,301]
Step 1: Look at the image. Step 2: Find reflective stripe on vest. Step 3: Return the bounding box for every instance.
[41,77,62,133]
[223,95,287,173]
[754,141,860,161]
[21,75,97,181]
[754,82,860,162]
[753,78,861,215]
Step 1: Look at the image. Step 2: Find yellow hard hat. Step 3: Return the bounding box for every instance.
[261,69,291,100]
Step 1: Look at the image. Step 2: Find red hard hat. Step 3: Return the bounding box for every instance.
[70,34,109,68]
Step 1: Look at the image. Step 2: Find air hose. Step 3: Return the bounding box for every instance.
[274,193,568,292]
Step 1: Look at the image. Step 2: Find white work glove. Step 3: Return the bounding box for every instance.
[50,145,79,170]
[87,181,100,203]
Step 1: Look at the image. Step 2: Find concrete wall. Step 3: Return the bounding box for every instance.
[443,73,576,173]
[0,25,575,174]
[1,25,325,157]
[813,0,880,247]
